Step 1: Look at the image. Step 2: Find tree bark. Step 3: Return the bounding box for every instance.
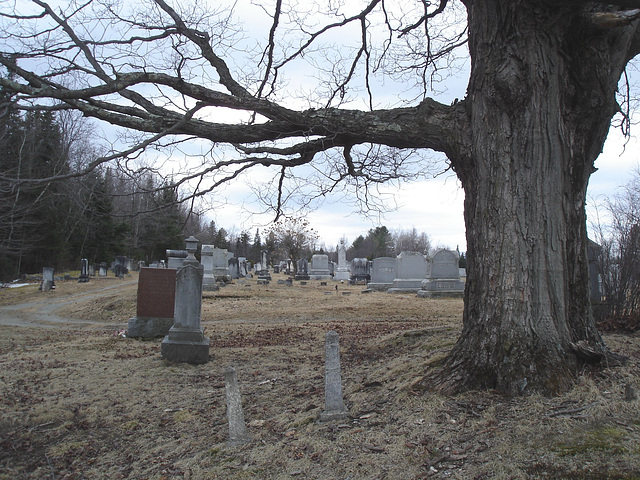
[429,0,636,395]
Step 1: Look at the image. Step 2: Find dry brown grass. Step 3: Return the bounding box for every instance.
[1,272,639,479]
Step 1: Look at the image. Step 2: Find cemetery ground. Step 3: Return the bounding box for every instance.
[0,274,639,480]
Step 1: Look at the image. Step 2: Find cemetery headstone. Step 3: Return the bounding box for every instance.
[161,236,210,364]
[367,257,396,291]
[228,257,240,279]
[256,250,272,281]
[237,257,248,277]
[349,258,370,284]
[418,249,465,298]
[201,244,216,290]
[309,254,331,280]
[225,366,250,444]
[319,331,349,422]
[98,262,108,276]
[78,258,90,283]
[127,267,177,338]
[113,256,129,277]
[295,258,310,280]
[334,240,350,281]
[212,247,232,282]
[41,267,55,292]
[166,249,188,270]
[388,251,428,293]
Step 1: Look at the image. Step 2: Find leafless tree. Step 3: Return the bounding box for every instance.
[592,166,640,318]
[2,0,640,394]
[267,216,319,272]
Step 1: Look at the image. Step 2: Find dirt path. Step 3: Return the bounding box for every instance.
[0,279,137,328]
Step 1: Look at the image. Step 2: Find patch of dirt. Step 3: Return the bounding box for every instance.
[1,272,639,479]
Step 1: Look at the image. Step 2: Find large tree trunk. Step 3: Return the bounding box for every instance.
[431,1,633,395]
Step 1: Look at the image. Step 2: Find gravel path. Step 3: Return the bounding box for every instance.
[0,280,137,328]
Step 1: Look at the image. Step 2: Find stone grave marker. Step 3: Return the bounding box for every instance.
[349,258,370,284]
[309,254,331,280]
[418,249,464,298]
[388,251,428,293]
[334,240,350,281]
[127,267,177,338]
[319,330,349,422]
[78,258,90,283]
[41,267,55,291]
[225,366,250,444]
[367,257,396,291]
[201,244,216,290]
[228,257,239,279]
[295,258,310,280]
[166,249,188,270]
[161,236,210,364]
[212,247,232,282]
[113,256,129,277]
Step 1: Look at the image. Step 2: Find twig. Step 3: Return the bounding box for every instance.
[546,402,597,418]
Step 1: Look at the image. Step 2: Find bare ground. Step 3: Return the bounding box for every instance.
[0,272,639,480]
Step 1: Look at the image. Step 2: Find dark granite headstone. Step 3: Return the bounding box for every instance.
[127,268,176,338]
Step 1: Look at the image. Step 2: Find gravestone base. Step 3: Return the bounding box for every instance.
[257,270,272,281]
[418,278,465,298]
[294,274,310,281]
[334,269,350,281]
[417,290,464,298]
[41,280,54,292]
[203,282,220,292]
[161,331,210,364]
[388,279,424,293]
[366,282,392,291]
[318,410,350,423]
[127,316,174,338]
[309,266,331,281]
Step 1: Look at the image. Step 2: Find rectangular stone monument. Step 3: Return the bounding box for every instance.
[334,240,350,281]
[225,366,250,444]
[211,247,231,282]
[295,258,310,280]
[418,249,465,298]
[228,257,239,279]
[388,251,428,293]
[367,256,396,291]
[256,250,271,281]
[41,267,55,292]
[166,249,188,270]
[309,254,331,280]
[161,236,209,364]
[114,256,129,277]
[201,244,217,290]
[127,267,177,338]
[78,258,90,283]
[237,257,248,277]
[349,258,370,284]
[318,331,349,422]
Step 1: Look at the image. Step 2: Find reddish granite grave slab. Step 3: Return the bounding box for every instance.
[136,267,176,318]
